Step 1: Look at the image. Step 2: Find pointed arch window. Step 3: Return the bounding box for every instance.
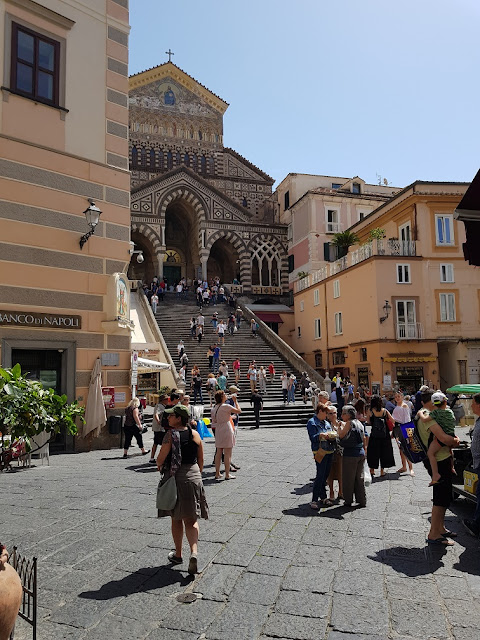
[184,152,190,167]
[208,156,215,174]
[149,148,156,169]
[250,239,282,287]
[166,150,173,170]
[140,147,147,168]
[192,153,198,172]
[200,155,207,175]
[198,130,203,140]
[176,151,181,166]
[158,149,164,170]
[131,146,138,168]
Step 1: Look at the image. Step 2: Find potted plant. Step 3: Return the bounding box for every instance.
[368,227,385,240]
[0,364,85,470]
[331,230,360,258]
[297,271,309,280]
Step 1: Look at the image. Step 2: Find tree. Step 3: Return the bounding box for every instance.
[0,364,84,469]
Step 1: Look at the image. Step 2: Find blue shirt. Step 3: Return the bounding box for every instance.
[213,347,221,358]
[306,416,333,452]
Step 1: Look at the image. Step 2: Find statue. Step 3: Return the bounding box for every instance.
[164,86,175,106]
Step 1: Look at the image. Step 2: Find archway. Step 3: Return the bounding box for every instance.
[164,199,200,282]
[207,238,240,283]
[128,231,158,284]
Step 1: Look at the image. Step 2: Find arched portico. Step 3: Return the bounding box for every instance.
[128,224,161,284]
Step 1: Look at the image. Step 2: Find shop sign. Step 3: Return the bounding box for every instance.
[383,374,392,388]
[0,310,81,329]
[115,391,126,403]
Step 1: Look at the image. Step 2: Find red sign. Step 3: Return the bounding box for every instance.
[102,387,115,409]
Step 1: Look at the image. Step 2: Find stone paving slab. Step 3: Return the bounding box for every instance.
[4,425,480,639]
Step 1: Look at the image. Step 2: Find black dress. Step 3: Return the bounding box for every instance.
[367,410,395,470]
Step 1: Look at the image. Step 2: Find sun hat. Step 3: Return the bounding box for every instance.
[165,404,190,419]
[228,385,239,393]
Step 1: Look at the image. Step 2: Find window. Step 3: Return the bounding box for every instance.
[11,22,60,106]
[399,222,412,243]
[288,255,295,273]
[357,208,371,221]
[334,312,343,335]
[284,191,290,210]
[360,348,367,362]
[396,264,411,284]
[297,326,301,338]
[440,263,454,283]
[313,289,320,306]
[314,319,321,339]
[288,290,294,307]
[333,280,340,298]
[333,351,345,365]
[352,182,361,194]
[396,300,418,339]
[300,301,304,312]
[332,183,342,190]
[315,353,323,368]
[325,208,340,233]
[435,214,454,246]
[439,293,456,322]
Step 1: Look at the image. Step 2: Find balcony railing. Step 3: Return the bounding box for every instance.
[396,322,424,340]
[293,239,418,293]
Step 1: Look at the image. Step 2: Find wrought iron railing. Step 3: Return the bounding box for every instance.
[9,547,38,639]
[396,322,424,340]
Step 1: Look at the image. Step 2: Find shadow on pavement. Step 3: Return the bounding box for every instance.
[282,504,350,519]
[78,566,193,601]
[369,546,447,577]
[292,483,313,496]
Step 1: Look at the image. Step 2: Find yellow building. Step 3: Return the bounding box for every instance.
[292,181,479,394]
[0,0,131,451]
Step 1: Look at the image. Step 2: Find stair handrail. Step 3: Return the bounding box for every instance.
[136,288,184,390]
[234,301,326,389]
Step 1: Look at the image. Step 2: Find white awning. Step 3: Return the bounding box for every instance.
[137,357,171,373]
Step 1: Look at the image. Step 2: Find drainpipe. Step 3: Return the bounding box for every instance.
[413,203,418,241]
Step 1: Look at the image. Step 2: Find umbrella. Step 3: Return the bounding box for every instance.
[83,357,106,438]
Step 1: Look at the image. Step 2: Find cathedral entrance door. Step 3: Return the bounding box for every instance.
[163,265,181,285]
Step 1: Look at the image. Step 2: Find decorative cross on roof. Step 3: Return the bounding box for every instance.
[165,49,174,62]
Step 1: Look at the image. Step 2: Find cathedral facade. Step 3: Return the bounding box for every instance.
[128,62,287,294]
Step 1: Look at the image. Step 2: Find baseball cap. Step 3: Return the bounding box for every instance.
[419,385,429,392]
[432,391,448,405]
[165,404,190,419]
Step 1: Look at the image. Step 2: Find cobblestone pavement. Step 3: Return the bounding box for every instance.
[3,426,480,640]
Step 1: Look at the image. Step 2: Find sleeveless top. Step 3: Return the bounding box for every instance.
[124,406,135,427]
[180,427,198,464]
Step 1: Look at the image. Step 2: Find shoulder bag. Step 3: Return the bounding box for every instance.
[156,475,177,510]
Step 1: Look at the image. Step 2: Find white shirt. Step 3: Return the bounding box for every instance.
[281,375,288,389]
[197,315,205,325]
[392,404,411,424]
[217,323,226,334]
[176,284,183,292]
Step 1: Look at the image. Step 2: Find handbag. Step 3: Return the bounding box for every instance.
[156,475,177,510]
[386,416,395,432]
[364,461,372,486]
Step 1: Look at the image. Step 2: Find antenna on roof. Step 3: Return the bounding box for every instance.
[376,173,382,186]
[383,178,389,186]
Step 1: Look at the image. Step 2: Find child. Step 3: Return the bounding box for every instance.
[419,391,456,486]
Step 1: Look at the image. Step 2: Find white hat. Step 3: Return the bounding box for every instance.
[432,391,448,405]
[419,385,429,392]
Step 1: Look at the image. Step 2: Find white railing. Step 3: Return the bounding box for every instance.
[293,239,418,293]
[396,322,424,340]
[326,223,341,234]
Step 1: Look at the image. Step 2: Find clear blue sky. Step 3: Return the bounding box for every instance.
[129,0,479,189]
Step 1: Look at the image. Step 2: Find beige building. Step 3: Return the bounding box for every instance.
[292,181,479,394]
[274,174,398,290]
[0,0,131,451]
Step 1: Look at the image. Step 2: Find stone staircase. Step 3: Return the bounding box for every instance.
[152,293,314,429]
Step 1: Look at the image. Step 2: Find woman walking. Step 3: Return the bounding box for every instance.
[258,366,267,394]
[307,403,336,509]
[211,390,241,481]
[392,391,415,476]
[367,395,396,478]
[123,398,150,459]
[281,370,288,404]
[206,373,217,407]
[338,404,368,508]
[156,404,208,574]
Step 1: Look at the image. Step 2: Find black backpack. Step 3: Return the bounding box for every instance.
[369,412,387,439]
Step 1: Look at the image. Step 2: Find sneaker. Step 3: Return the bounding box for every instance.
[188,555,198,575]
[462,519,480,537]
[141,449,150,455]
[167,551,183,564]
[148,458,156,465]
[122,453,128,459]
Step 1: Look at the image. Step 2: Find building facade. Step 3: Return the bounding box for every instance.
[274,174,398,289]
[0,0,131,450]
[127,62,288,295]
[292,181,478,393]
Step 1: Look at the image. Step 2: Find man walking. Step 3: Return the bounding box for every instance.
[212,343,221,374]
[250,389,263,429]
[463,393,480,537]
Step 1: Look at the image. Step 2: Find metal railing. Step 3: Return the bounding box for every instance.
[396,322,424,340]
[9,547,37,640]
[293,239,418,293]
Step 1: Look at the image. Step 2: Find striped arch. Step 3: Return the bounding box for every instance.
[205,229,246,254]
[157,186,208,223]
[131,223,162,253]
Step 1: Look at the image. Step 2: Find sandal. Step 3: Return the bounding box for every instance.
[441,530,458,539]
[310,501,319,510]
[426,537,454,547]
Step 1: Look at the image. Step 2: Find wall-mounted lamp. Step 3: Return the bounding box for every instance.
[128,242,144,264]
[79,199,102,249]
[379,299,392,323]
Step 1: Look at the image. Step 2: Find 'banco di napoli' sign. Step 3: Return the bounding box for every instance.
[0,311,82,329]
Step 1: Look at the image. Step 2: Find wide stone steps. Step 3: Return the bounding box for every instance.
[152,294,314,429]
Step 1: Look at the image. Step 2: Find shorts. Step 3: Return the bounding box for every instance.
[153,431,166,446]
[423,456,453,508]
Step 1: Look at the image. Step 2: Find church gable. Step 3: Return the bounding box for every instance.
[130,77,222,122]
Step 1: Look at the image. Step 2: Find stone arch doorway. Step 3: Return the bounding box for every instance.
[207,237,240,283]
[128,230,158,284]
[164,199,201,282]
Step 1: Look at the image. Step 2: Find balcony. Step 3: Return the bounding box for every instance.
[293,239,418,293]
[396,322,424,340]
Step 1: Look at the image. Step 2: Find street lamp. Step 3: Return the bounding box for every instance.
[79,199,102,249]
[379,300,392,323]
